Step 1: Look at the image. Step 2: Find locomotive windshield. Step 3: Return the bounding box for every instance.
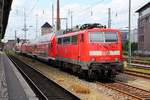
[89,32,118,43]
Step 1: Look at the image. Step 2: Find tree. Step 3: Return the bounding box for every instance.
[122,40,138,55]
[131,42,138,52]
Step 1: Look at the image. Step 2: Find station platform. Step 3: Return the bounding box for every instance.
[0,51,38,100]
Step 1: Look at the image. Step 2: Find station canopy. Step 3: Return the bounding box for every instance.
[0,0,13,39]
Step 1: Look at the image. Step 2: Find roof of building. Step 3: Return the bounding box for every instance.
[41,22,52,28]
[136,2,150,12]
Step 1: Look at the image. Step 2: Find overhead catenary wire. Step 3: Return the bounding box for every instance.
[66,0,105,27]
[72,0,105,16]
[26,0,39,17]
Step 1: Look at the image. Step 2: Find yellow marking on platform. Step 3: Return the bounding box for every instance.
[70,83,90,94]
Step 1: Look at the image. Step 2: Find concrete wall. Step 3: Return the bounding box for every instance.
[138,12,150,51]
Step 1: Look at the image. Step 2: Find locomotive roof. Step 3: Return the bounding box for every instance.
[57,28,119,38]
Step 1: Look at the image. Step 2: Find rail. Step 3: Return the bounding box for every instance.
[124,70,150,80]
[130,63,150,69]
[97,81,150,100]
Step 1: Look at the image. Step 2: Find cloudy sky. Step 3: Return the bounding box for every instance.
[3,0,149,41]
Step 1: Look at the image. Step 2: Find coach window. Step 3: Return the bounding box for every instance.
[63,37,71,44]
[71,35,77,44]
[48,44,51,48]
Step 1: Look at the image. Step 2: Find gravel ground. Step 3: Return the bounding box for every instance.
[116,73,150,91]
[16,55,150,100]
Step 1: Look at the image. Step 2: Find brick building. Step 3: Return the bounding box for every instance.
[136,2,150,51]
[41,22,53,35]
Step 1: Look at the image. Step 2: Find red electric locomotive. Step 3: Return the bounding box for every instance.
[56,24,123,80]
[16,23,123,80]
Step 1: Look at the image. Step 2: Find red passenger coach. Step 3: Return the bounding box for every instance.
[56,27,123,80]
[15,43,22,53]
[33,33,56,62]
[21,42,28,54]
[22,33,57,63]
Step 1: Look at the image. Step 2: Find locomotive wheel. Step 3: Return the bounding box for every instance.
[78,69,88,80]
[107,70,112,78]
[88,69,99,81]
[72,66,79,76]
[107,70,116,79]
[58,61,63,70]
[99,69,105,80]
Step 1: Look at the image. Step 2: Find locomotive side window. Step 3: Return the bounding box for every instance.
[71,35,77,44]
[105,32,118,42]
[89,32,118,43]
[63,37,71,44]
[58,38,62,44]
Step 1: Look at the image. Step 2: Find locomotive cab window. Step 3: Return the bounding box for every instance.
[89,32,104,42]
[105,32,118,42]
[89,32,118,43]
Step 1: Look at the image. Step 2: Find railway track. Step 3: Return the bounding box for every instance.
[8,55,79,100]
[97,81,150,100]
[124,61,150,70]
[124,57,150,62]
[130,63,150,69]
[124,70,150,80]
[124,57,150,67]
[9,54,150,100]
[131,60,150,65]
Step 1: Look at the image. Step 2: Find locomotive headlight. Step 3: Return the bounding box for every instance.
[89,51,102,56]
[109,51,120,55]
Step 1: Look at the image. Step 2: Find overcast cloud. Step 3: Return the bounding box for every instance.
[3,0,149,41]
